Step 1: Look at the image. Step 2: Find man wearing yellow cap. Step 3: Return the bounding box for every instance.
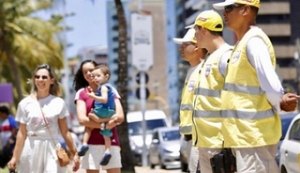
[190,10,233,173]
[173,28,207,173]
[213,0,300,172]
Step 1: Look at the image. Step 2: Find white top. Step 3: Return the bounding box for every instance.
[185,66,197,83]
[218,43,232,76]
[246,36,284,111]
[16,95,69,139]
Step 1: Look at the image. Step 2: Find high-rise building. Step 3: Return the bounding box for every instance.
[179,0,300,90]
[106,0,130,87]
[258,0,300,93]
[126,0,172,119]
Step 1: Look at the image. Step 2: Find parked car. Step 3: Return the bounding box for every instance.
[279,113,300,173]
[149,126,181,169]
[126,110,169,165]
[275,112,298,164]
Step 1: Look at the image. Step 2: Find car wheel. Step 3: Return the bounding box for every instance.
[160,164,166,170]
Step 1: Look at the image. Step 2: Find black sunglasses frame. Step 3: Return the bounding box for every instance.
[34,75,49,80]
[224,4,244,13]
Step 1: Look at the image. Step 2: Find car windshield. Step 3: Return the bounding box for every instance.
[128,119,167,136]
[161,130,180,141]
[281,117,294,139]
[280,112,298,140]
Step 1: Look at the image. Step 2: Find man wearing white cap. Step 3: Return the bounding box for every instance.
[189,10,233,173]
[213,0,300,172]
[173,28,207,173]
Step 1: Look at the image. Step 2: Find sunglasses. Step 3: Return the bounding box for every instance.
[224,4,244,13]
[34,75,49,80]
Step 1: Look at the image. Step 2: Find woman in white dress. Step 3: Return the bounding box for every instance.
[7,64,80,173]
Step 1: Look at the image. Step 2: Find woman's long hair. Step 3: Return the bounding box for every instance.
[73,60,97,92]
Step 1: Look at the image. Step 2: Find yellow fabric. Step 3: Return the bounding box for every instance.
[194,10,223,32]
[235,0,260,8]
[179,63,203,135]
[193,44,232,148]
[221,27,280,148]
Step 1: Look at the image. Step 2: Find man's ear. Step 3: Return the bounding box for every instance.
[241,5,250,16]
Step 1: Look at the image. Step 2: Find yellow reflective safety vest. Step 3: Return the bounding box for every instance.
[180,63,203,135]
[221,26,280,148]
[193,44,232,148]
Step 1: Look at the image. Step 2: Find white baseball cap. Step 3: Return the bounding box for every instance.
[173,28,196,44]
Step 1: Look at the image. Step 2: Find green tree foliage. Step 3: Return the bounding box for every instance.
[0,0,64,103]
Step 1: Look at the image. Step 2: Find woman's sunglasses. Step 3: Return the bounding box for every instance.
[34,75,49,80]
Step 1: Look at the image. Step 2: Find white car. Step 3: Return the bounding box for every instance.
[149,126,181,169]
[279,113,300,173]
[127,110,168,165]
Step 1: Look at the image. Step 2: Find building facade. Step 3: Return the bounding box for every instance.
[258,0,300,93]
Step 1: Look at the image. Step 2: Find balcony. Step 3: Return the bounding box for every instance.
[274,45,296,59]
[257,24,291,36]
[277,67,297,80]
[259,2,290,15]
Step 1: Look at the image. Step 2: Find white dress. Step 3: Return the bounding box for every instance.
[15,95,69,173]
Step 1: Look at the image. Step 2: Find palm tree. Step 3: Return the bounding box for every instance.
[114,0,136,172]
[0,0,64,102]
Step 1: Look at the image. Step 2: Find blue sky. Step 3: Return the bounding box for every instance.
[64,0,107,57]
[37,0,108,57]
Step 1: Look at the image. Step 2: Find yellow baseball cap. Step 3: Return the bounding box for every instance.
[188,10,223,32]
[213,0,260,10]
[173,28,196,44]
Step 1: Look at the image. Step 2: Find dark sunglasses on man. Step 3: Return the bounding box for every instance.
[224,4,244,13]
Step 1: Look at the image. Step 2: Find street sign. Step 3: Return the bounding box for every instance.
[136,72,149,84]
[131,13,153,71]
[135,87,150,100]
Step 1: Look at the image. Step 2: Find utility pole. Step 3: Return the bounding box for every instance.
[131,5,154,166]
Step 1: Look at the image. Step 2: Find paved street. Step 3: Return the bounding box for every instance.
[135,166,182,173]
[71,166,182,173]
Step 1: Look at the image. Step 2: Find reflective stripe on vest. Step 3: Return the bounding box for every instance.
[180,126,192,134]
[194,110,222,118]
[180,104,193,111]
[194,87,221,97]
[222,109,275,119]
[224,83,264,95]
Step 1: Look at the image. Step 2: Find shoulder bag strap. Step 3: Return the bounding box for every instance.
[37,100,59,147]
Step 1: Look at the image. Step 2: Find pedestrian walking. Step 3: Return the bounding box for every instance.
[7,64,80,173]
[73,60,124,173]
[0,105,18,168]
[78,64,116,166]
